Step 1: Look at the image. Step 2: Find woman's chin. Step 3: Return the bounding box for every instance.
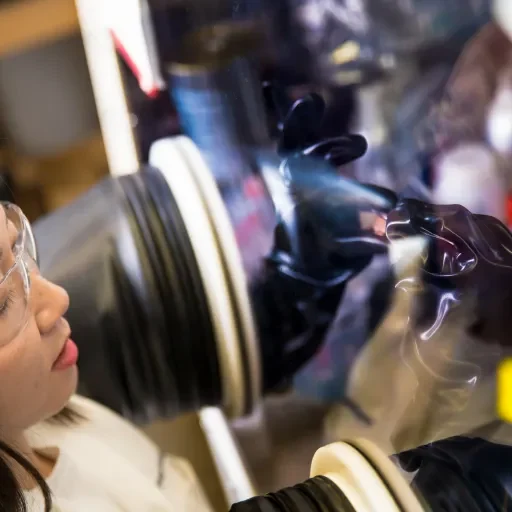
[49,364,79,415]
[62,363,79,399]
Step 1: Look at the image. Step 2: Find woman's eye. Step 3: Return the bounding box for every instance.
[0,291,14,317]
[9,235,18,254]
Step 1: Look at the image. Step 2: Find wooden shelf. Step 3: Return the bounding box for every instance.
[0,0,79,58]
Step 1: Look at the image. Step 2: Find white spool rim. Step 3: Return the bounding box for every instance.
[311,441,402,512]
[348,439,424,512]
[149,138,245,418]
[174,136,261,413]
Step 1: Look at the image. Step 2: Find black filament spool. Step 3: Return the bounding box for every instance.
[107,253,155,421]
[117,169,223,417]
[118,175,182,415]
[230,476,356,512]
[133,170,201,411]
[140,167,222,409]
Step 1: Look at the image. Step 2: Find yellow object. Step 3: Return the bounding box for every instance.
[331,41,361,65]
[497,358,512,422]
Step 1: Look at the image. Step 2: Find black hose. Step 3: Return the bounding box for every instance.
[230,476,355,512]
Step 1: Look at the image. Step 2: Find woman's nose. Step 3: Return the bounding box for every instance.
[31,273,70,335]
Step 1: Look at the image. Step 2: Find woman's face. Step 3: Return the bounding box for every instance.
[0,205,76,435]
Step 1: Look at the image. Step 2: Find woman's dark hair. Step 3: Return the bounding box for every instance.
[0,406,84,512]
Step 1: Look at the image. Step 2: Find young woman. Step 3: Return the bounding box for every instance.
[0,202,213,511]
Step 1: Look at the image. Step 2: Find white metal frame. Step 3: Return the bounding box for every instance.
[75,0,140,177]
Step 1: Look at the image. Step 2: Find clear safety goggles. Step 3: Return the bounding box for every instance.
[0,202,38,346]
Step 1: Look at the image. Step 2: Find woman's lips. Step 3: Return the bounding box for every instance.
[52,339,79,371]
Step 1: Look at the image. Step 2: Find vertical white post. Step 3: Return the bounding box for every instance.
[74,0,140,176]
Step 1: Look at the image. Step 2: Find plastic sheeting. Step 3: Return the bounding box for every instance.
[322,200,512,455]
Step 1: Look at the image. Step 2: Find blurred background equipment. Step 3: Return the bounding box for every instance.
[0,0,108,218]
[0,34,98,156]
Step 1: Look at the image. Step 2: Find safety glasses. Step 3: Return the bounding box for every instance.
[0,202,38,345]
